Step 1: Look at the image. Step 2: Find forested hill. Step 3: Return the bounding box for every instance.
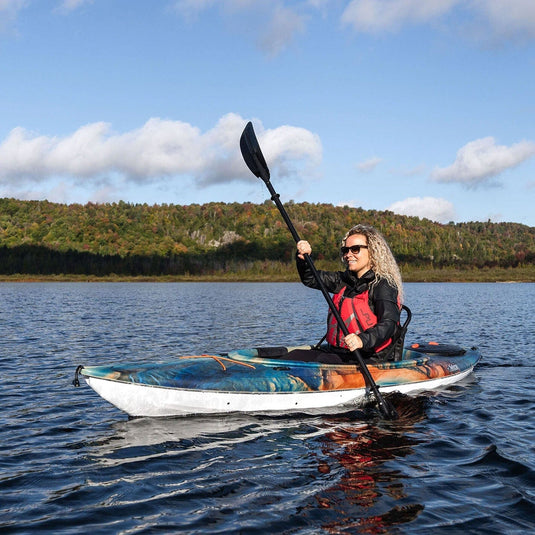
[0,198,534,278]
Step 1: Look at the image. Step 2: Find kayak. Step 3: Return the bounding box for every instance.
[74,342,481,417]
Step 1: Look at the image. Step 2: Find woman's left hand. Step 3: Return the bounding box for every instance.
[345,333,363,352]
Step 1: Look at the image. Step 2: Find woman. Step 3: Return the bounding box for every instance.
[296,224,404,361]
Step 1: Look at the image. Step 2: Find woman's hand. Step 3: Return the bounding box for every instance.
[296,240,312,260]
[344,333,363,352]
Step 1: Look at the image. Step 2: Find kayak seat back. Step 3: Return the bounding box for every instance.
[376,304,412,362]
[408,342,467,356]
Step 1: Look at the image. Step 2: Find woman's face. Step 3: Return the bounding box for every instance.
[343,233,371,277]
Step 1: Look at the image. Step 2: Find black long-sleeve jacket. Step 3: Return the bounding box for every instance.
[296,255,400,355]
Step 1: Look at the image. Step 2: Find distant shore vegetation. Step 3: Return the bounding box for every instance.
[0,198,534,283]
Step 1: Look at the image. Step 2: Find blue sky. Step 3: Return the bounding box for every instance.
[1,1,534,227]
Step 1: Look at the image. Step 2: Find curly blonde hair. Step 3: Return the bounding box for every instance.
[342,224,404,303]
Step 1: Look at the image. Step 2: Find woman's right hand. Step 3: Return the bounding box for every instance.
[297,240,312,260]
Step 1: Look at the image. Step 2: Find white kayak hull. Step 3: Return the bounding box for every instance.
[85,365,475,418]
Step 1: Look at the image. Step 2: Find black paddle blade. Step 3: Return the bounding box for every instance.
[379,396,399,420]
[240,121,270,182]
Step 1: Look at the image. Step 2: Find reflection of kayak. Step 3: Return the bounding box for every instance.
[89,415,281,465]
[75,342,481,417]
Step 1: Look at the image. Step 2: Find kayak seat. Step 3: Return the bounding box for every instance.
[255,346,292,359]
[255,346,345,364]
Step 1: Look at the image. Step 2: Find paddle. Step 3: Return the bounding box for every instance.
[239,121,398,419]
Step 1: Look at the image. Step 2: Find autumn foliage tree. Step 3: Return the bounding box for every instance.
[0,198,533,277]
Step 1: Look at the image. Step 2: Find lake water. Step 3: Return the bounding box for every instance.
[1,282,534,534]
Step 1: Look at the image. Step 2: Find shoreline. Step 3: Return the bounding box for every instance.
[1,266,534,284]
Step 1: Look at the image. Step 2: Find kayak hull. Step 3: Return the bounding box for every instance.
[84,365,475,417]
[78,343,481,417]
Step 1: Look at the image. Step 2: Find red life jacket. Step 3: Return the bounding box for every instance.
[326,286,392,353]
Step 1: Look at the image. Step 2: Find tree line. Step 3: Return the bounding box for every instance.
[0,197,534,277]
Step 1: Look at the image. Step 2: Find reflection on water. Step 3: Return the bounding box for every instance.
[89,414,305,466]
[84,393,431,532]
[311,394,428,533]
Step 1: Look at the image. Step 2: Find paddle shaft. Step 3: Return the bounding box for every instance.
[262,180,397,419]
[240,121,397,419]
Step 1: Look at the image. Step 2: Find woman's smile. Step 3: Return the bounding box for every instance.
[343,234,371,277]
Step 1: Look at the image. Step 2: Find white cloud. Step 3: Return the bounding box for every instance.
[172,0,220,21]
[258,5,306,56]
[1,0,91,29]
[0,113,322,189]
[58,0,93,11]
[340,0,535,41]
[357,156,382,172]
[388,196,456,222]
[341,0,460,32]
[6,0,535,49]
[336,199,359,208]
[0,0,26,13]
[473,0,535,41]
[173,0,535,49]
[431,137,535,186]
[0,0,26,32]
[173,0,310,56]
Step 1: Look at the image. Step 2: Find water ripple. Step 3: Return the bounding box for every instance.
[1,282,534,533]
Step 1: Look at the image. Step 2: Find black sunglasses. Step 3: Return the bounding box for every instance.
[341,245,368,255]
